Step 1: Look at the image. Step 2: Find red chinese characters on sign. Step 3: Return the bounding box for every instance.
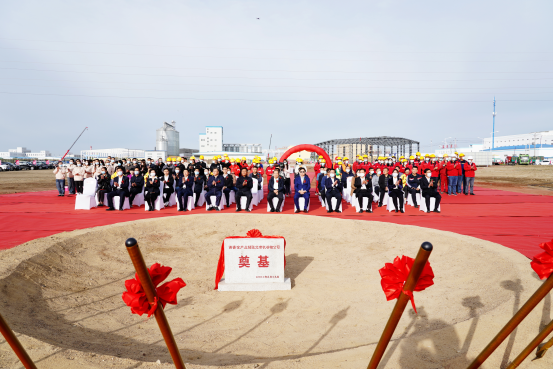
[258,255,269,268]
[239,256,250,268]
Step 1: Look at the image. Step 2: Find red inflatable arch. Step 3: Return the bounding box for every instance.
[278,144,332,166]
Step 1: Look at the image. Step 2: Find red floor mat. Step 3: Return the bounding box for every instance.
[1,185,551,258]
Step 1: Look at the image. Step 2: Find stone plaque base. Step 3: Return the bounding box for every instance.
[218,278,291,291]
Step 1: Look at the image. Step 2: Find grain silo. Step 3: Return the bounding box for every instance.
[156,121,179,156]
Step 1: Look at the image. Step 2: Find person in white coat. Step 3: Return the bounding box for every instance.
[53,162,67,196]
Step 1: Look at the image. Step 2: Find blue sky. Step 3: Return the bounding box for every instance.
[0,0,552,155]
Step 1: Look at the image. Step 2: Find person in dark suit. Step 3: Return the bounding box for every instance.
[144,169,160,211]
[96,167,112,207]
[293,167,311,213]
[324,168,343,213]
[250,166,263,192]
[160,168,175,207]
[192,168,205,207]
[407,166,422,208]
[210,157,222,174]
[317,168,328,205]
[268,168,285,212]
[388,168,405,213]
[353,168,373,213]
[235,167,253,212]
[421,168,441,213]
[378,168,390,207]
[176,168,194,211]
[106,166,130,211]
[205,168,224,211]
[221,166,237,206]
[129,167,144,207]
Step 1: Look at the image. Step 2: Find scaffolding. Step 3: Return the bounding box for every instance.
[313,136,420,161]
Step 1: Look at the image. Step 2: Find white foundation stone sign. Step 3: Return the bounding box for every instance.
[218,237,291,291]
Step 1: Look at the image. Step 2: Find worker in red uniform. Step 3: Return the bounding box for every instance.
[446,155,459,195]
[429,154,441,187]
[418,154,431,173]
[405,156,417,173]
[463,156,477,195]
[414,152,422,165]
[265,160,275,178]
[230,160,241,176]
[439,154,448,193]
[314,155,323,173]
[353,155,362,172]
[239,157,250,170]
[334,156,342,170]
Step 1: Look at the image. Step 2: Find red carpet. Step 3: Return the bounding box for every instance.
[1,185,552,258]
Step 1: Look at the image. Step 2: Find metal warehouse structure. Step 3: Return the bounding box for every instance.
[313,136,420,161]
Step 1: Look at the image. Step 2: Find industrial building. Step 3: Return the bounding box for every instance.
[196,126,263,160]
[156,121,180,156]
[0,147,54,159]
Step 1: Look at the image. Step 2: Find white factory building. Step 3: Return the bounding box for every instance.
[196,126,263,161]
[0,147,54,159]
[434,130,553,165]
[482,130,553,150]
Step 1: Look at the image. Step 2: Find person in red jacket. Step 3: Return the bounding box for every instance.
[430,155,441,187]
[446,156,460,195]
[463,156,477,195]
[314,155,323,173]
[439,154,448,193]
[265,160,275,178]
[352,156,362,172]
[230,160,241,176]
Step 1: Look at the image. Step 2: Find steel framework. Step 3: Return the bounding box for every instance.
[313,136,420,161]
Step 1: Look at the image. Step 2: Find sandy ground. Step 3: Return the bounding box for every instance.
[2,165,552,196]
[1,215,552,369]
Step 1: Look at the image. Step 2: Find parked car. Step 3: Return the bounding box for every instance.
[35,162,49,170]
[3,162,19,171]
[538,160,552,166]
[0,162,10,171]
[17,161,34,170]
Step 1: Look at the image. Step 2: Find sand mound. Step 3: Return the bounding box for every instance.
[0,214,551,369]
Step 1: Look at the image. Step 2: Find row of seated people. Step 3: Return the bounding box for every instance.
[86,164,312,213]
[315,166,441,213]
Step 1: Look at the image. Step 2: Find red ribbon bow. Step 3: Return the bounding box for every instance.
[246,229,263,237]
[379,255,434,314]
[531,239,553,280]
[122,263,186,317]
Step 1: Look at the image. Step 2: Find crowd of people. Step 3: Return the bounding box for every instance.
[52,151,477,214]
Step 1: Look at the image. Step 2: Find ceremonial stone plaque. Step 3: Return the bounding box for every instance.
[218,237,291,291]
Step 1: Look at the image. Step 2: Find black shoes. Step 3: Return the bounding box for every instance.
[327,210,332,213]
[400,209,405,213]
[106,207,115,211]
[271,209,276,213]
[276,209,281,213]
[245,208,251,212]
[433,209,440,213]
[304,210,308,213]
[368,209,373,213]
[414,205,419,208]
[294,210,299,213]
[359,210,363,213]
[395,210,398,213]
[470,193,475,195]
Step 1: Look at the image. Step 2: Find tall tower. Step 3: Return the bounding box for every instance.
[156,121,179,156]
[492,97,496,150]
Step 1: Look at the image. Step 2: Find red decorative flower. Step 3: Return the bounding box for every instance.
[531,239,553,280]
[246,229,263,237]
[122,263,186,317]
[379,255,434,314]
